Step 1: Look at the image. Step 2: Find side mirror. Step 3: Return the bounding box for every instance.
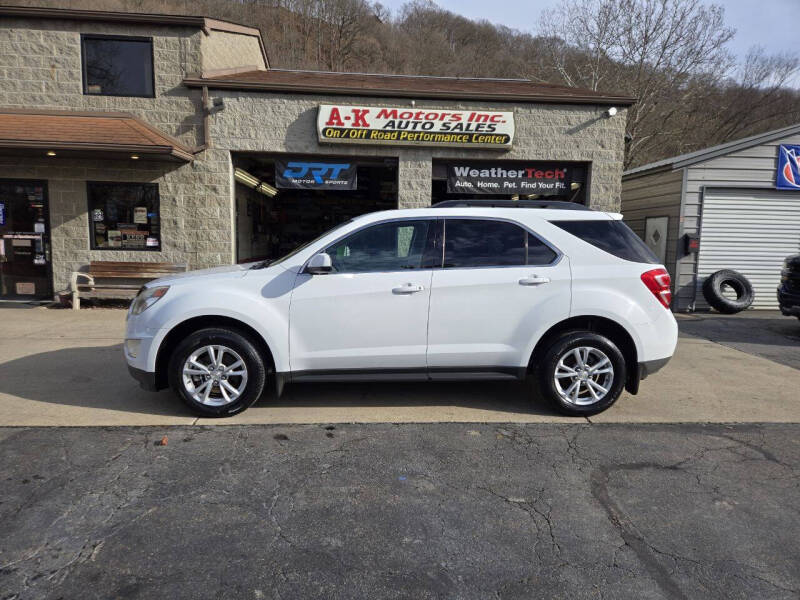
[306,252,333,274]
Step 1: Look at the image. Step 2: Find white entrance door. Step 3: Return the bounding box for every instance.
[645,216,669,265]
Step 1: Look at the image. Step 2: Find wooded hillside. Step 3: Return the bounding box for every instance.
[16,0,800,168]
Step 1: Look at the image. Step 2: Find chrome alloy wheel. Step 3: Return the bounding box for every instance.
[553,346,614,406]
[182,345,248,406]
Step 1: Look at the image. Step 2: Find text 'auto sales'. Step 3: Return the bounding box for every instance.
[317,105,515,149]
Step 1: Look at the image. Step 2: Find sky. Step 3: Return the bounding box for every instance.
[380,0,799,68]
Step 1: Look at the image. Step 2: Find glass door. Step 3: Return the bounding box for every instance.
[0,180,52,300]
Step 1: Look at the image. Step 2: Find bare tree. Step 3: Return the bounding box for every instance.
[540,0,735,168]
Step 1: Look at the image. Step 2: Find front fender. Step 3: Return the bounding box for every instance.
[139,281,292,373]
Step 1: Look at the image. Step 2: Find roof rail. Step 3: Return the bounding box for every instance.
[433,199,592,210]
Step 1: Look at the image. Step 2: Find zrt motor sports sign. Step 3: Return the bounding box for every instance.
[317,105,514,149]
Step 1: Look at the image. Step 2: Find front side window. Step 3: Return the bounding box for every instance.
[88,182,160,250]
[325,220,432,273]
[82,35,154,97]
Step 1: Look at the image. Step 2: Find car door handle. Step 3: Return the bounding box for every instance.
[392,283,425,294]
[519,275,550,286]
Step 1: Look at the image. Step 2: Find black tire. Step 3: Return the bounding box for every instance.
[702,269,754,314]
[168,327,267,417]
[536,331,626,417]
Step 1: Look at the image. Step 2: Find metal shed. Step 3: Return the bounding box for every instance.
[621,124,800,311]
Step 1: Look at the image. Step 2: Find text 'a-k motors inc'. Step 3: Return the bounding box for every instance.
[316,105,515,149]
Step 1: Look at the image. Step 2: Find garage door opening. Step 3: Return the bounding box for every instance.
[232,154,398,264]
[697,187,800,309]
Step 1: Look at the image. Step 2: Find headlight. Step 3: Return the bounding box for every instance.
[130,286,169,315]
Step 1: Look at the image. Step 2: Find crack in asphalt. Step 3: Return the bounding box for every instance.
[1,424,799,600]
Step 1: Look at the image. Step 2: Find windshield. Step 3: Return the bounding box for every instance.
[254,219,355,269]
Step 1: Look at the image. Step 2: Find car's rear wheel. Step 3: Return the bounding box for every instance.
[168,327,266,417]
[537,331,626,416]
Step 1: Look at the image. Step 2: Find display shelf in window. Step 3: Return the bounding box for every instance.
[87,182,161,251]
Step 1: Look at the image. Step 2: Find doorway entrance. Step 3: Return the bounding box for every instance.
[0,180,52,300]
[232,154,398,264]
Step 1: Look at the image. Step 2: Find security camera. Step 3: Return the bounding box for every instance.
[604,106,618,118]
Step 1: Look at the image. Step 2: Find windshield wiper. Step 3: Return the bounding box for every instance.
[250,259,273,270]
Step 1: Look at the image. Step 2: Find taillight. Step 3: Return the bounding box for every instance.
[641,268,672,309]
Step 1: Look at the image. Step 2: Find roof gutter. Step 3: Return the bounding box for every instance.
[182,77,636,106]
[0,140,194,162]
[0,5,206,26]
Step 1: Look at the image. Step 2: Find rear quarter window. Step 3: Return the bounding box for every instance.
[551,219,659,264]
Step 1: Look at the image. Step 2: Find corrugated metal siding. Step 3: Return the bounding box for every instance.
[697,188,800,309]
[620,169,683,286]
[679,132,800,310]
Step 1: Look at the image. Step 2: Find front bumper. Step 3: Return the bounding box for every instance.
[778,284,800,316]
[128,364,159,392]
[124,314,165,391]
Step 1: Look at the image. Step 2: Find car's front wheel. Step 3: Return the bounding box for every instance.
[168,327,267,417]
[536,331,626,416]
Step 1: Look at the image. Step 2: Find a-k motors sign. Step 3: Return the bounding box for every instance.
[317,105,514,149]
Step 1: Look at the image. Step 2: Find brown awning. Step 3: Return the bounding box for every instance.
[184,69,635,106]
[0,110,196,162]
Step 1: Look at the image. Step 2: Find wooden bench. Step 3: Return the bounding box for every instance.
[70,261,188,310]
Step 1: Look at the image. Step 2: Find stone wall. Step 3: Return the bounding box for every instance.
[0,18,234,294]
[0,17,205,147]
[201,30,265,73]
[0,152,233,294]
[209,92,628,211]
[0,15,629,299]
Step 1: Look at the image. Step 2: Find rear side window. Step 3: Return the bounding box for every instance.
[527,234,558,265]
[443,219,557,268]
[551,219,659,264]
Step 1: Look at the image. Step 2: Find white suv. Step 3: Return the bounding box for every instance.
[124,202,677,417]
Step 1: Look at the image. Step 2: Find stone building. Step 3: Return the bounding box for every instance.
[0,5,633,301]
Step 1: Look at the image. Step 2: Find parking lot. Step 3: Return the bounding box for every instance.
[0,306,799,426]
[2,422,799,600]
[2,306,800,599]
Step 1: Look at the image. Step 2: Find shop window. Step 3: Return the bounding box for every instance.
[81,35,154,97]
[87,182,160,251]
[325,220,431,273]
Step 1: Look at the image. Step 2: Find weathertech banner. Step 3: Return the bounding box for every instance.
[275,159,357,190]
[317,105,514,148]
[447,163,571,195]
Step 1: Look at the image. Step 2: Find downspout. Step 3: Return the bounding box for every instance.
[202,85,211,150]
[192,85,211,155]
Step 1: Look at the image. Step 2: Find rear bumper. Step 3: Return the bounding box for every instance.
[639,356,671,379]
[778,284,800,316]
[626,355,672,395]
[127,364,159,392]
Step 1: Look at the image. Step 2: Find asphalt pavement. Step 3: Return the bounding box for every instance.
[678,311,800,370]
[1,423,798,599]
